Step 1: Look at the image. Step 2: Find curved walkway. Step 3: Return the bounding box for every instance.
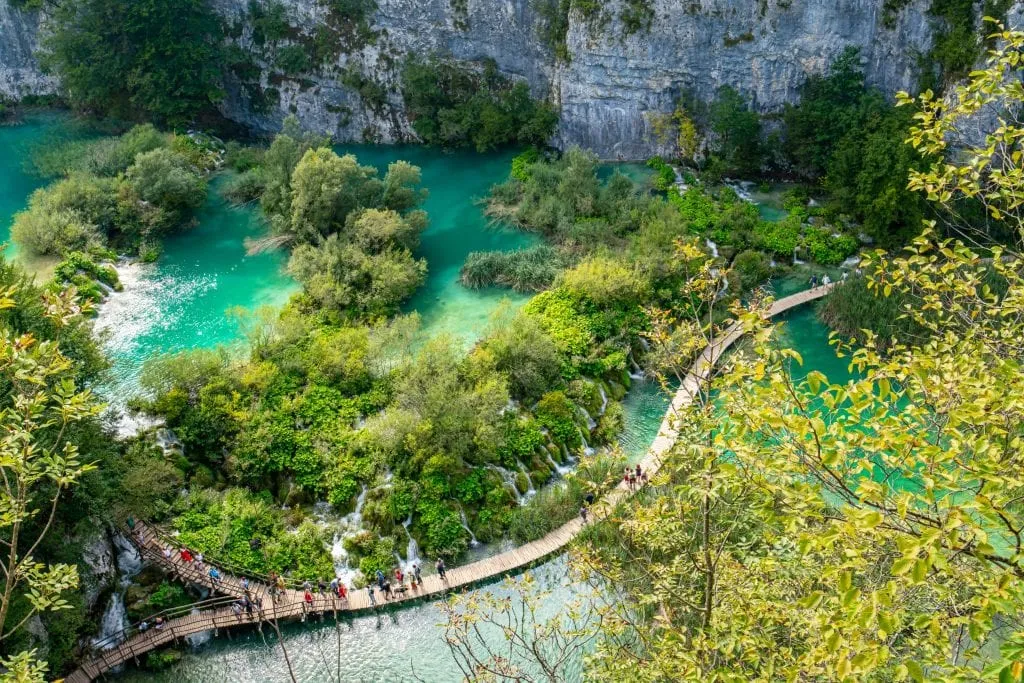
[66,285,833,682]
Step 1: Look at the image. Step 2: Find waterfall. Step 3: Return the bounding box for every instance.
[94,592,128,650]
[705,238,719,258]
[793,246,805,265]
[112,533,142,580]
[579,430,596,457]
[516,463,537,501]
[341,486,368,529]
[400,516,420,574]
[578,404,597,431]
[544,449,574,477]
[184,607,213,648]
[597,385,608,417]
[486,464,524,503]
[458,507,480,548]
[841,255,861,269]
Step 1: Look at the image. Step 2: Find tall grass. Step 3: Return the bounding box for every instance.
[460,245,566,292]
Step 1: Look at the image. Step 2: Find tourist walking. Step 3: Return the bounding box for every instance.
[338,582,347,601]
[822,274,832,287]
[208,567,222,585]
[436,558,447,581]
[394,568,404,586]
[318,578,327,596]
[231,601,243,618]
[383,580,393,600]
[330,577,339,598]
[240,576,250,592]
[413,563,422,585]
[180,548,192,563]
[275,574,286,599]
[580,506,588,523]
[367,585,376,607]
[303,588,314,613]
[194,552,204,571]
[809,275,818,290]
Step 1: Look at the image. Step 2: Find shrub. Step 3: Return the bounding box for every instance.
[646,156,676,191]
[754,215,801,256]
[732,249,772,291]
[802,227,858,266]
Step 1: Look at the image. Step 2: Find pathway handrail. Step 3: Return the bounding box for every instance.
[87,594,245,654]
[131,522,311,590]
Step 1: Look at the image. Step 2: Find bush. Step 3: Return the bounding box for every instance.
[802,227,858,266]
[401,56,558,151]
[816,275,925,352]
[732,249,772,291]
[646,156,676,191]
[754,215,801,256]
[511,147,541,182]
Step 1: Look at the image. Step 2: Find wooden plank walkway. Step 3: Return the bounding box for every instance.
[65,285,832,683]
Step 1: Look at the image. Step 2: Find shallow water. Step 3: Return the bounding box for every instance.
[333,144,538,345]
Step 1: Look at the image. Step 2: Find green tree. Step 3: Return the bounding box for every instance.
[0,287,101,682]
[43,0,225,125]
[575,24,1024,682]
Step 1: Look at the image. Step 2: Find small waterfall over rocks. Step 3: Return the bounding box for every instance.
[487,464,525,504]
[400,516,420,574]
[458,507,480,548]
[705,239,719,258]
[516,463,537,501]
[93,531,143,651]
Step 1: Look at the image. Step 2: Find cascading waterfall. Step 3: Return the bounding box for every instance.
[458,507,480,548]
[705,238,720,258]
[516,463,537,500]
[94,532,143,651]
[545,449,574,476]
[94,592,128,650]
[486,464,523,503]
[578,404,597,431]
[579,429,596,457]
[793,246,805,265]
[597,385,608,417]
[400,516,421,574]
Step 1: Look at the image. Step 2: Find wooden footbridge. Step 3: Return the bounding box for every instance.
[65,285,832,682]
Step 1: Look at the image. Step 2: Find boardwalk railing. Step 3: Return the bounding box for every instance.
[66,285,833,683]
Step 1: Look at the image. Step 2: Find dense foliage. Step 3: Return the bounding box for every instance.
[566,25,1024,682]
[13,125,213,259]
[43,0,225,125]
[401,56,558,151]
[782,48,929,245]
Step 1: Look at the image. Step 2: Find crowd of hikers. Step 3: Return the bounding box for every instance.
[129,465,655,628]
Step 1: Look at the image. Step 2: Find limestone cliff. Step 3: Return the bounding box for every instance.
[0,1,56,98]
[0,0,983,158]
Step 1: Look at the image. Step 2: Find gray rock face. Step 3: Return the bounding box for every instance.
[79,525,117,612]
[0,0,986,157]
[0,1,57,98]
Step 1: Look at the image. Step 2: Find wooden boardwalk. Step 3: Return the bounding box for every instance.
[65,285,832,682]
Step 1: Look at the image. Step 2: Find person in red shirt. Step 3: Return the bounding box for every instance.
[180,548,192,563]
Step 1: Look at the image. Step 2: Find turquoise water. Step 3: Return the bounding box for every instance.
[94,175,297,394]
[333,144,538,344]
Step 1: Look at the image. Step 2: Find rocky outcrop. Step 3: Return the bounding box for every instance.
[0,0,986,157]
[0,1,57,98]
[79,525,117,613]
